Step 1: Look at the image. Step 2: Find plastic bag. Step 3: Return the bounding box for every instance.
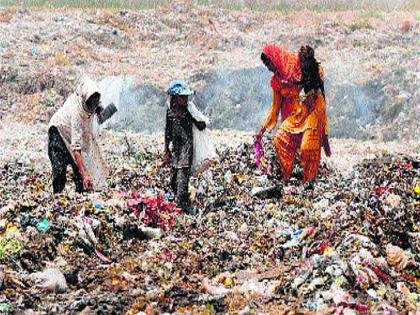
[186,101,218,172]
[254,138,269,174]
[192,125,218,173]
[32,268,68,293]
[82,131,108,190]
[202,278,231,297]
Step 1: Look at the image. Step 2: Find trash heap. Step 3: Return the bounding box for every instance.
[0,137,418,314]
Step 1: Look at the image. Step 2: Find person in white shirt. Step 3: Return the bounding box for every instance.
[48,76,117,193]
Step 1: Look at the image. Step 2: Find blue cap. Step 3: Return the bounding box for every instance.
[167,80,194,96]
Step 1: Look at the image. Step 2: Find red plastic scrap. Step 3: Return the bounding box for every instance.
[374,187,390,197]
[373,266,389,282]
[128,193,182,230]
[318,241,332,254]
[155,247,177,262]
[95,248,112,264]
[405,162,413,170]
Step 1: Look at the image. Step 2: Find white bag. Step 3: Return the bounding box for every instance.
[167,101,219,173]
[188,101,219,173]
[192,125,218,173]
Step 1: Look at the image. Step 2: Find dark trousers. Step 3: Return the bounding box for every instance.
[170,167,191,211]
[48,127,84,193]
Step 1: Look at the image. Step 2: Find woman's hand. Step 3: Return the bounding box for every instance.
[255,128,265,141]
[73,150,93,191]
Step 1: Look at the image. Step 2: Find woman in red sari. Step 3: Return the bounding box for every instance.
[255,45,331,183]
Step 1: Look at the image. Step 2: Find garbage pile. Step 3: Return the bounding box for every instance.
[0,136,419,314]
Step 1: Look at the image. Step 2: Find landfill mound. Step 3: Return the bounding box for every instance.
[0,6,419,140]
[0,135,419,314]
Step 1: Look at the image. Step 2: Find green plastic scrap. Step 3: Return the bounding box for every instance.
[37,218,50,233]
[0,304,11,314]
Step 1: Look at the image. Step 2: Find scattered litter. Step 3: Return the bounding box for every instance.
[31,268,68,293]
[0,129,418,314]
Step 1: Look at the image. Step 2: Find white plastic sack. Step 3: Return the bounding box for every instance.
[192,126,218,173]
[188,101,218,172]
[81,136,108,190]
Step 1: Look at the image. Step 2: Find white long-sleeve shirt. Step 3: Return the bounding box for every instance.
[49,76,108,190]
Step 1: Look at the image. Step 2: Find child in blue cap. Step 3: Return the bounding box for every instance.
[164,80,206,214]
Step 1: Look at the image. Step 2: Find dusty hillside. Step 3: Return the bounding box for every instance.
[0,5,419,140]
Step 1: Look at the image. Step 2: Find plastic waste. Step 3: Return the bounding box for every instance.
[32,268,68,293]
[313,198,329,211]
[254,138,270,174]
[0,126,418,312]
[192,126,218,173]
[304,300,320,309]
[238,278,278,297]
[367,288,378,300]
[37,218,50,233]
[128,194,181,230]
[384,193,401,209]
[0,304,11,314]
[386,244,410,270]
[223,277,233,288]
[0,219,6,233]
[202,278,231,297]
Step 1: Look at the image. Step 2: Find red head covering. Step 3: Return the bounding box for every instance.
[262,44,301,91]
